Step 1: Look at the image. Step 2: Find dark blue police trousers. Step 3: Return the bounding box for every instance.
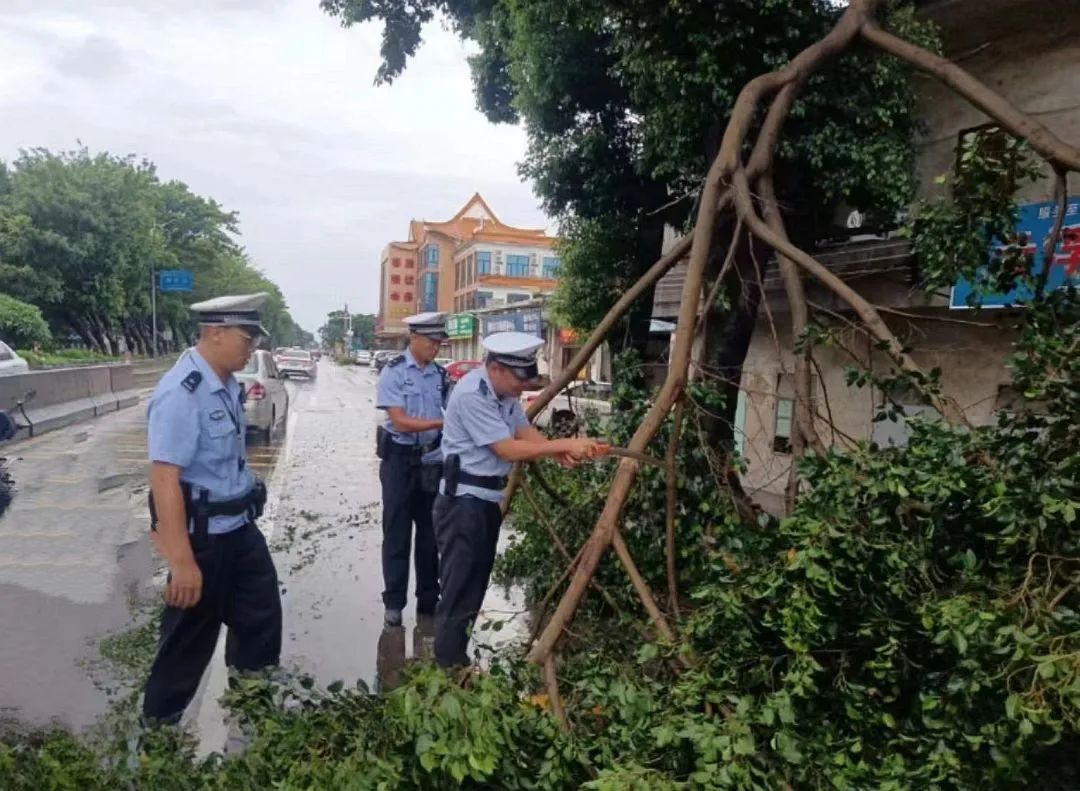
[379,448,440,612]
[432,493,502,667]
[142,522,281,725]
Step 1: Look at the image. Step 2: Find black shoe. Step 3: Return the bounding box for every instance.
[384,608,403,627]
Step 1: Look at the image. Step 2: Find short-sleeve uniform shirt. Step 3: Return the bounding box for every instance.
[376,348,445,465]
[147,348,254,534]
[439,366,529,503]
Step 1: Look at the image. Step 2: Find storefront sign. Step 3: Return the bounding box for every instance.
[950,197,1080,308]
[447,313,476,340]
[480,308,544,337]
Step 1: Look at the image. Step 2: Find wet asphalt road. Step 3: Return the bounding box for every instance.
[0,359,524,742]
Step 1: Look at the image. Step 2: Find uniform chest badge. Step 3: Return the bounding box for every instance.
[210,409,226,421]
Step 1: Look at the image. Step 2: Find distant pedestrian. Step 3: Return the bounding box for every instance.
[375,312,450,627]
[141,293,279,726]
[434,331,607,668]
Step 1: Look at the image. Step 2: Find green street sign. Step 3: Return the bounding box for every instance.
[447,313,477,340]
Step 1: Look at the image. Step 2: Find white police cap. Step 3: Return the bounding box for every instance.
[482,331,544,380]
[404,311,448,340]
[190,292,269,336]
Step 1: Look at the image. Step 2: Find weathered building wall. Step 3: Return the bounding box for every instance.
[736,0,1079,511]
[914,0,1080,204]
[740,314,1018,513]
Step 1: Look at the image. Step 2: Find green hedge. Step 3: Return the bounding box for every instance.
[0,294,50,349]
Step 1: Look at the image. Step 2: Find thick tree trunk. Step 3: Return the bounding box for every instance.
[699,220,766,450]
[74,317,101,353]
[93,316,115,357]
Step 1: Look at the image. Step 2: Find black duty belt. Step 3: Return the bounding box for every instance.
[451,471,508,491]
[149,480,267,548]
[388,439,441,456]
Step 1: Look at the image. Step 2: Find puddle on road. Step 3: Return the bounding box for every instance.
[1,364,529,749]
[0,395,291,734]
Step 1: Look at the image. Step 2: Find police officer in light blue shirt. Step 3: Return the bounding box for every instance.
[375,312,449,627]
[141,293,280,726]
[434,331,606,667]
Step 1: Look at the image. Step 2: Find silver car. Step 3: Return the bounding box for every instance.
[237,350,289,440]
[278,349,317,380]
[0,341,30,376]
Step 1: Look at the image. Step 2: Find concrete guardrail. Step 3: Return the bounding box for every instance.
[0,364,143,440]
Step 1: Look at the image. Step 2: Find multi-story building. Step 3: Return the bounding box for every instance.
[653,0,1080,513]
[375,240,420,345]
[375,193,561,348]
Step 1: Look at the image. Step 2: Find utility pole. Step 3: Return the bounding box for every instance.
[150,267,157,358]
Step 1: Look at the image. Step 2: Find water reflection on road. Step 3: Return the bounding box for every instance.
[0,359,525,746]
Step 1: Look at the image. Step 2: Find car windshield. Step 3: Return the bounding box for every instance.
[282,351,311,360]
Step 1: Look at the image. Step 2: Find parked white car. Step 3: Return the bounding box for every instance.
[354,349,373,365]
[0,341,30,376]
[278,348,317,380]
[530,381,614,435]
[238,350,289,440]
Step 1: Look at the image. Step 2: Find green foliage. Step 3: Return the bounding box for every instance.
[0,293,51,348]
[0,147,307,353]
[325,1,935,339]
[3,299,1078,785]
[22,349,119,369]
[907,129,1044,298]
[319,311,376,349]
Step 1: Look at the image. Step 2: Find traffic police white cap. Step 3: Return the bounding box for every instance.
[482,331,544,380]
[404,311,449,341]
[190,292,270,336]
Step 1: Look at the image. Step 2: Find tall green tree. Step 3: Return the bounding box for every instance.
[322,0,934,440]
[319,311,376,349]
[0,147,306,354]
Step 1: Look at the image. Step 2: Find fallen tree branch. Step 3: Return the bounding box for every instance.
[543,656,570,732]
[665,399,686,618]
[732,167,972,429]
[529,0,880,667]
[611,528,678,646]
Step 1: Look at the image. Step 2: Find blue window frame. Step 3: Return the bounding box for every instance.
[476,291,493,309]
[425,245,439,269]
[506,254,530,277]
[507,293,530,304]
[421,272,438,312]
[542,256,561,279]
[476,250,491,275]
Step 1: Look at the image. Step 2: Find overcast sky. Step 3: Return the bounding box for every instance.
[0,0,548,331]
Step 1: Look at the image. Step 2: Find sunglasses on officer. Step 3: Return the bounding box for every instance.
[232,326,262,347]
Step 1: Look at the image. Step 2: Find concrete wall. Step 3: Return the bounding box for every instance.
[0,364,141,440]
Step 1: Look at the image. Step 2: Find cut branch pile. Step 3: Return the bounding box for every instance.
[512,0,1080,716]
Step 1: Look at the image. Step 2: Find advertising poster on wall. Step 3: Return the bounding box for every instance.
[950,197,1080,308]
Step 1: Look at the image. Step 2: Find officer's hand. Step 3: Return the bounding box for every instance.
[556,452,580,469]
[567,438,606,461]
[166,559,203,609]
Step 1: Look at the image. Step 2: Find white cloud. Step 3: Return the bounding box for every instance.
[0,0,546,330]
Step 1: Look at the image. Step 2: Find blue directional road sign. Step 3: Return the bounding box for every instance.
[158,269,194,292]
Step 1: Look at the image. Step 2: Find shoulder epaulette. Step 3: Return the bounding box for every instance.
[387,355,406,368]
[181,371,203,392]
[478,378,489,396]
